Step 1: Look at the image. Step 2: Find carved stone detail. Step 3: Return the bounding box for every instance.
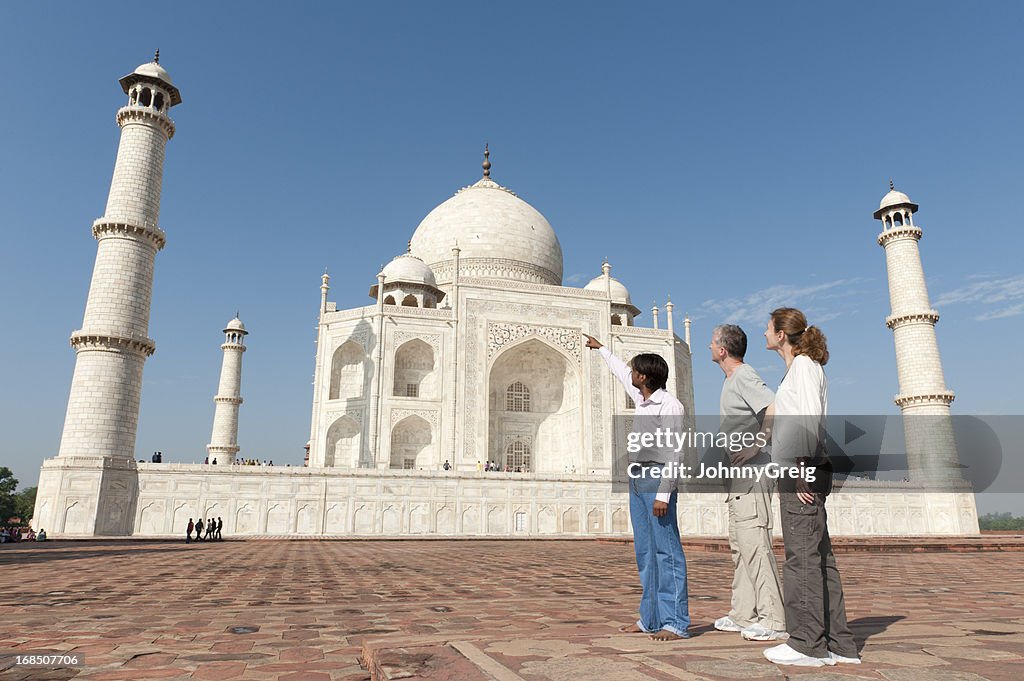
[324,407,364,425]
[394,330,440,351]
[487,322,582,364]
[391,408,439,427]
[334,328,370,351]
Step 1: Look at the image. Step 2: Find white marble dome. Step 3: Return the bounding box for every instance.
[133,61,175,86]
[879,189,912,210]
[119,54,182,106]
[380,253,437,288]
[224,317,246,333]
[409,176,563,286]
[874,186,919,219]
[584,274,633,304]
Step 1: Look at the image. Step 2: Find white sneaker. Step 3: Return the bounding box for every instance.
[763,643,836,666]
[741,623,788,641]
[714,616,744,632]
[829,650,862,664]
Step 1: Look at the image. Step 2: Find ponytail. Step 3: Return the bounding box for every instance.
[770,307,829,365]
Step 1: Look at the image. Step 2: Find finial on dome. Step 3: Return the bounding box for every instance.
[154,49,160,64]
[889,178,895,191]
[482,143,491,178]
[407,239,412,254]
[235,310,240,319]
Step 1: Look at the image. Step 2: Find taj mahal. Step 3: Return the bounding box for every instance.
[32,55,979,538]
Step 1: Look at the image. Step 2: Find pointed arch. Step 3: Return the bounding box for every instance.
[393,338,436,398]
[488,337,582,474]
[389,414,433,469]
[329,340,365,400]
[325,414,361,467]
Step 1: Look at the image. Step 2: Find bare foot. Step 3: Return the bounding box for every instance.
[618,623,644,633]
[651,629,686,641]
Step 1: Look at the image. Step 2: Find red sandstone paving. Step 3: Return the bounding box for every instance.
[0,540,1022,680]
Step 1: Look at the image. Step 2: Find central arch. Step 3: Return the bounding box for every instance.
[487,338,581,473]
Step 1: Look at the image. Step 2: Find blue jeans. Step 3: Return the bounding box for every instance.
[629,473,690,636]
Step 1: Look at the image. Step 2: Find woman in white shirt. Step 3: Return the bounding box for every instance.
[761,307,860,668]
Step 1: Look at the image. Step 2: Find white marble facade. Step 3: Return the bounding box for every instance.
[32,57,979,538]
[33,459,980,538]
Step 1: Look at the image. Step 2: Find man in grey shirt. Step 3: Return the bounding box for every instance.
[710,325,786,642]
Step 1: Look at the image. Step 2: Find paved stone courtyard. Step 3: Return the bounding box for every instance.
[2,540,1023,680]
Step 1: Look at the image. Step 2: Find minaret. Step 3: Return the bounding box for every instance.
[37,53,181,535]
[683,314,691,348]
[320,271,330,316]
[875,183,960,483]
[207,317,248,464]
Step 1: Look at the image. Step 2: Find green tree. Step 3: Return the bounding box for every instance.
[14,487,37,524]
[979,512,1024,531]
[0,467,18,523]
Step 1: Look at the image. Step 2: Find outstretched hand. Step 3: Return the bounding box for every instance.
[584,334,603,350]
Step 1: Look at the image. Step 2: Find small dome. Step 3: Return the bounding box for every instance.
[380,253,437,288]
[873,185,919,219]
[133,61,175,86]
[119,54,182,106]
[879,190,912,210]
[225,317,246,332]
[584,274,633,304]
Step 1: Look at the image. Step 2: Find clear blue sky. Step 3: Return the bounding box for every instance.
[1,3,1021,513]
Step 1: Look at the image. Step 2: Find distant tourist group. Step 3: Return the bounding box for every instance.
[585,307,861,668]
[1,526,45,543]
[185,517,223,543]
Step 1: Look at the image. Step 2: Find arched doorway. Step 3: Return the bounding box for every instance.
[390,415,433,469]
[487,338,580,473]
[329,341,365,400]
[393,339,437,398]
[325,415,361,467]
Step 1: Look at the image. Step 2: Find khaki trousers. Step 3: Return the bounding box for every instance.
[726,479,786,631]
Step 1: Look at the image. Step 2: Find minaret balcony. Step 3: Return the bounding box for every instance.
[877,225,923,246]
[894,391,956,408]
[69,330,156,357]
[115,106,176,139]
[92,218,166,250]
[886,310,940,329]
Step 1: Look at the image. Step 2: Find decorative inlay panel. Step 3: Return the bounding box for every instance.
[487,322,581,364]
[394,330,441,351]
[391,408,439,426]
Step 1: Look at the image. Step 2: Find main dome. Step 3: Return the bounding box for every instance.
[409,175,563,287]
